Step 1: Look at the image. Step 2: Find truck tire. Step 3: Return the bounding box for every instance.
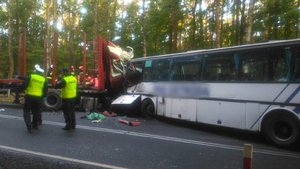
[42,90,62,111]
[263,114,299,147]
[141,99,155,118]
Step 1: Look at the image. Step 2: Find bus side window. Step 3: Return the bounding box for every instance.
[142,59,170,82]
[201,53,235,82]
[171,62,200,81]
[290,46,300,82]
[241,47,290,82]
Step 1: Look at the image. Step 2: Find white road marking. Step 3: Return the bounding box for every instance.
[0,145,127,169]
[1,114,300,159]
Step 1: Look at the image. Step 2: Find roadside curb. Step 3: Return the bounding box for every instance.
[0,102,23,109]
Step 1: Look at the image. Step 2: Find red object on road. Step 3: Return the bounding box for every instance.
[103,111,117,117]
[118,119,140,126]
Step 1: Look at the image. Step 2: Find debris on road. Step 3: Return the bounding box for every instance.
[92,119,102,123]
[118,119,140,126]
[81,111,106,120]
[102,111,117,117]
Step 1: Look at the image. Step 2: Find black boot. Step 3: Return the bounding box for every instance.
[27,124,32,131]
[32,125,38,130]
[62,125,71,130]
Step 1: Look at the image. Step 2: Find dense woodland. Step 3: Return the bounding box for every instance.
[0,0,299,79]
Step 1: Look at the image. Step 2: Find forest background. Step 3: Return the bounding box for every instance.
[0,0,299,79]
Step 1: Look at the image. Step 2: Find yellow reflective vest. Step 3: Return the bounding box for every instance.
[61,76,77,99]
[26,74,46,97]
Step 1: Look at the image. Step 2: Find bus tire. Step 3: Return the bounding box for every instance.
[263,114,299,147]
[42,90,62,111]
[141,99,155,118]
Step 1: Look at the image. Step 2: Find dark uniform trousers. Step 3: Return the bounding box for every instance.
[62,99,76,128]
[23,96,42,127]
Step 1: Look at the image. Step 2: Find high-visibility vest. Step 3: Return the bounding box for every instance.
[61,76,77,99]
[25,74,46,97]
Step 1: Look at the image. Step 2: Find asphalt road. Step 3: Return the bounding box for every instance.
[0,102,300,169]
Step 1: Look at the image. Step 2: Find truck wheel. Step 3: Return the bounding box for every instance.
[141,99,155,118]
[42,90,62,111]
[263,114,299,147]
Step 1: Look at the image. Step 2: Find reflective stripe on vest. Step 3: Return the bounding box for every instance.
[25,74,45,97]
[61,76,77,99]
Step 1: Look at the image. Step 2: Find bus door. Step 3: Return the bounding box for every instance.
[125,61,144,87]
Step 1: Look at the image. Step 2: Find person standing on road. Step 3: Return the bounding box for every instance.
[21,67,48,131]
[55,68,77,130]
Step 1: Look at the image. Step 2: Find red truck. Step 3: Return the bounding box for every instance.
[0,33,133,112]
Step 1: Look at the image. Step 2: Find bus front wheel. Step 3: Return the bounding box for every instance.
[263,114,299,147]
[141,99,155,117]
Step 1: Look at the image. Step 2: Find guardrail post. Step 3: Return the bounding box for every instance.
[243,144,253,169]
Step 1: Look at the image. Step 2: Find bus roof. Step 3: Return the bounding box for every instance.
[130,38,300,62]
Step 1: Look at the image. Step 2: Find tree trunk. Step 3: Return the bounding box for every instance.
[142,0,147,57]
[215,0,221,48]
[221,0,225,47]
[169,26,173,53]
[103,0,108,40]
[62,0,68,67]
[235,0,240,45]
[8,0,13,78]
[70,2,75,69]
[239,0,246,44]
[120,0,125,46]
[70,31,73,68]
[53,0,57,31]
[172,0,179,53]
[16,0,20,74]
[245,0,254,44]
[199,0,203,48]
[32,0,37,41]
[297,0,300,38]
[46,0,51,68]
[0,35,2,61]
[210,3,215,48]
[24,1,28,33]
[78,0,81,32]
[192,0,197,50]
[111,0,117,41]
[273,0,280,40]
[231,1,235,45]
[93,0,99,69]
[53,0,58,70]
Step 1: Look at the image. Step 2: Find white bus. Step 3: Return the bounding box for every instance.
[113,39,300,147]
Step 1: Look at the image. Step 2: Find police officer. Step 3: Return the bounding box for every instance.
[21,67,48,131]
[55,68,77,130]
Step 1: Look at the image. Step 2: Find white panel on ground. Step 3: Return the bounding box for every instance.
[111,95,140,105]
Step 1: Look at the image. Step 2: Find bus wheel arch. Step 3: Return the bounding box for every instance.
[261,110,300,147]
[42,90,62,111]
[141,99,155,117]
